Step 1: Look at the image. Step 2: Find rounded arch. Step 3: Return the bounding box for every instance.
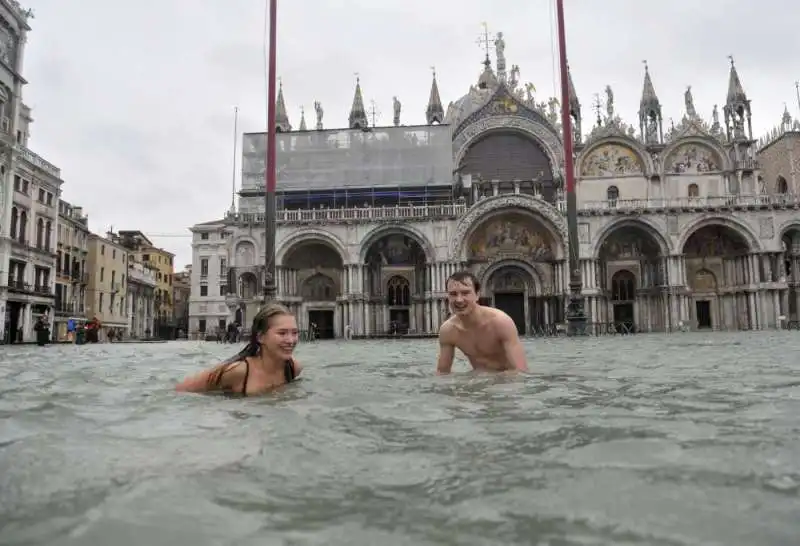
[776,175,789,194]
[359,224,435,263]
[452,116,563,177]
[778,220,800,244]
[576,136,653,178]
[677,216,760,254]
[457,129,554,186]
[276,228,349,266]
[300,272,337,301]
[480,259,542,295]
[610,269,636,302]
[591,218,672,259]
[662,137,727,174]
[238,271,259,299]
[450,194,567,260]
[690,268,718,292]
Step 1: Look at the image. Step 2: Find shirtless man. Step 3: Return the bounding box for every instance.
[436,271,528,374]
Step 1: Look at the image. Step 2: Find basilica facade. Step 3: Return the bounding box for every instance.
[188,35,800,338]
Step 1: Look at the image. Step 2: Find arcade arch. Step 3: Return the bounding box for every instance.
[781,226,800,321]
[596,221,666,332]
[363,231,427,334]
[459,130,557,202]
[283,239,345,339]
[467,210,562,333]
[682,223,753,330]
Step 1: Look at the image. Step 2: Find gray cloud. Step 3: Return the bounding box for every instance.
[21,0,800,268]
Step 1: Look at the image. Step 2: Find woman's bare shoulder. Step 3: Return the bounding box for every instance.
[176,360,247,393]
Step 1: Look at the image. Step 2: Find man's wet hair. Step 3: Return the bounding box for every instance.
[446,270,481,293]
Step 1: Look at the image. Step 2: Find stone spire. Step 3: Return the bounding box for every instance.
[426,68,444,125]
[724,56,752,140]
[638,61,663,144]
[299,106,307,131]
[348,76,369,129]
[567,64,581,144]
[275,80,291,132]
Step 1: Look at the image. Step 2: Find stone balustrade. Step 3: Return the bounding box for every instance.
[225,194,800,225]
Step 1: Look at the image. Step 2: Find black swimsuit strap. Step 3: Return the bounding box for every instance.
[284,359,295,383]
[242,360,250,395]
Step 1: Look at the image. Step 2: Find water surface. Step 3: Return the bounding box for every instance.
[1,333,799,545]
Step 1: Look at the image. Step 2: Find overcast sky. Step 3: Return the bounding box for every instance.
[20,0,800,269]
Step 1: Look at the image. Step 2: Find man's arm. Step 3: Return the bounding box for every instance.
[497,315,528,371]
[436,324,456,375]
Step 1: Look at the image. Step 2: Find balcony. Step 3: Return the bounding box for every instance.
[54,302,84,316]
[575,194,800,214]
[226,203,468,225]
[71,271,89,285]
[17,145,61,178]
[128,262,157,287]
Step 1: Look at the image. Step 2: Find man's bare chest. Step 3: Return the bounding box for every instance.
[454,329,503,357]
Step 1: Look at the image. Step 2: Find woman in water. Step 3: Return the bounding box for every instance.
[176,303,303,395]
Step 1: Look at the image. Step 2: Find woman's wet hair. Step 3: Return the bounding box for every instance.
[207,303,293,388]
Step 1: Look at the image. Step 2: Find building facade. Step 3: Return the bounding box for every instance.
[172,267,190,336]
[126,260,155,338]
[190,35,800,336]
[0,3,67,343]
[116,230,175,338]
[54,199,89,340]
[86,233,129,336]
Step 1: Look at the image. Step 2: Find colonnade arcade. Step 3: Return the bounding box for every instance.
[590,219,788,332]
[270,229,466,337]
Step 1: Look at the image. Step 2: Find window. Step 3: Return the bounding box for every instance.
[201,233,209,240]
[200,285,208,296]
[198,319,206,333]
[219,258,226,272]
[607,186,619,201]
[112,249,116,259]
[219,285,227,295]
[38,188,44,202]
[200,258,209,276]
[688,183,699,197]
[100,267,104,282]
[101,245,105,255]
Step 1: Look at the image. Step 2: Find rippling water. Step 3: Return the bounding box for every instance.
[1,333,799,545]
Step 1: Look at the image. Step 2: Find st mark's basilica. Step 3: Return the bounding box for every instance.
[188,32,800,339]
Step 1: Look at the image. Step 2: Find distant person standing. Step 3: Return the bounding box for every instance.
[436,271,528,374]
[34,315,50,347]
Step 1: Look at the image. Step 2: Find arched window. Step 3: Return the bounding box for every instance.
[688,183,699,197]
[386,276,410,306]
[10,207,17,239]
[777,176,788,194]
[607,185,619,201]
[18,211,27,243]
[45,221,52,251]
[36,218,44,248]
[610,270,636,301]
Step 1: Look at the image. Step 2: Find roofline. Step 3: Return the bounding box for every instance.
[242,123,451,136]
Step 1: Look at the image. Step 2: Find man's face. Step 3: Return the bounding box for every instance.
[446,278,479,316]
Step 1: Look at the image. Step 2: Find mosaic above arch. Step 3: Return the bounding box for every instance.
[450,194,567,259]
[664,141,722,174]
[467,211,555,263]
[580,142,645,177]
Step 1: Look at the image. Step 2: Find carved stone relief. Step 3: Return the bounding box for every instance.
[235,241,256,266]
[578,223,590,244]
[665,143,720,174]
[301,273,337,301]
[492,268,527,292]
[599,229,661,259]
[692,269,717,292]
[450,194,567,259]
[468,212,554,262]
[580,144,644,177]
[759,217,775,239]
[365,234,426,266]
[683,226,749,257]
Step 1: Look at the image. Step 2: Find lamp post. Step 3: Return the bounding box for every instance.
[263,0,278,304]
[555,0,587,335]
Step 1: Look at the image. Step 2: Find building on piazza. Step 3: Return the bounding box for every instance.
[188,33,800,339]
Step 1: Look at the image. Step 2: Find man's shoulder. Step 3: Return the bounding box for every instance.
[438,316,459,337]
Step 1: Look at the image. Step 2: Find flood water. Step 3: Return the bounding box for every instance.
[1,333,799,546]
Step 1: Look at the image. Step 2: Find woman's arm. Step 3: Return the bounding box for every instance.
[175,361,246,393]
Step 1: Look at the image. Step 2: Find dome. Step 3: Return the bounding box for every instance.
[445,62,500,130]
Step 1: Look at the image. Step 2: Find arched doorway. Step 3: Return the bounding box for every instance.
[364,232,427,334]
[486,265,532,334]
[238,272,259,299]
[610,270,636,332]
[459,131,556,202]
[284,239,344,337]
[468,210,558,332]
[597,222,665,332]
[683,224,751,330]
[781,228,800,323]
